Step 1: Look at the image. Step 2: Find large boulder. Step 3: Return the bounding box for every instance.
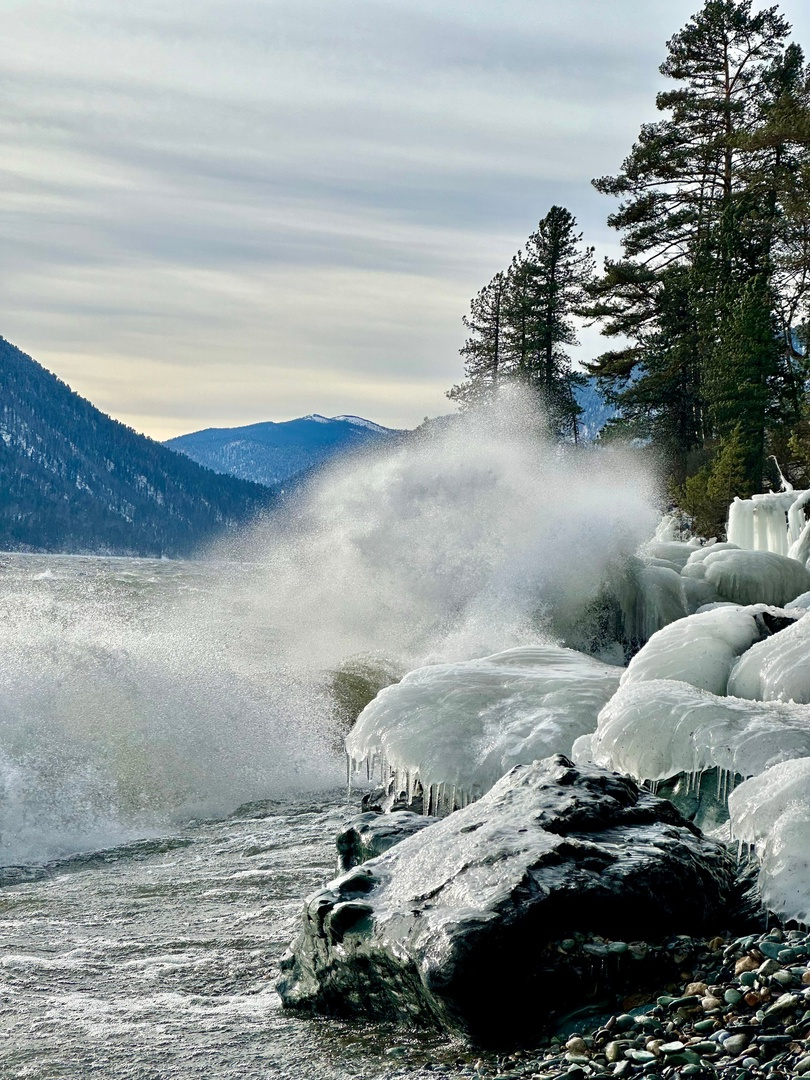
[336,810,438,872]
[278,756,738,1046]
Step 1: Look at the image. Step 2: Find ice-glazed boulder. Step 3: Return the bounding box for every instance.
[278,756,738,1044]
[336,811,438,872]
[583,679,810,783]
[688,549,810,608]
[620,606,772,695]
[728,612,809,703]
[729,758,810,924]
[345,646,621,807]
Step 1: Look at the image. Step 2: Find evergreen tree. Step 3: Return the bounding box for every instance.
[447,271,508,409]
[588,0,801,491]
[520,206,595,438]
[449,207,594,441]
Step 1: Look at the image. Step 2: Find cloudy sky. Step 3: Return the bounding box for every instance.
[2,0,810,439]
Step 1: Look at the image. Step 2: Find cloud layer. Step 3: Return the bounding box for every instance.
[2,0,809,436]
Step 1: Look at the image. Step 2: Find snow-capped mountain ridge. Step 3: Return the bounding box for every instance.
[166,414,405,487]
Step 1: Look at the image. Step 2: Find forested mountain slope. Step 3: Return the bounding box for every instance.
[0,337,275,556]
[166,414,404,486]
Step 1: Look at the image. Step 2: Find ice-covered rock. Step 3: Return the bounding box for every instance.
[728,613,809,703]
[620,606,771,695]
[729,758,810,924]
[336,811,438,872]
[586,679,810,783]
[278,756,738,1044]
[345,646,621,809]
[685,549,810,608]
[642,539,701,570]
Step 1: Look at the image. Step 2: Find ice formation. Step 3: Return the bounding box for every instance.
[620,605,772,695]
[345,645,621,809]
[727,488,810,563]
[728,614,810,703]
[729,759,810,924]
[583,679,810,783]
[690,548,810,607]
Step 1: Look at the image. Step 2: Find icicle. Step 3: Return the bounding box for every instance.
[346,753,352,793]
[406,769,413,806]
[695,770,703,798]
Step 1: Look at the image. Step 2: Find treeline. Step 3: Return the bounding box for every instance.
[451,0,810,535]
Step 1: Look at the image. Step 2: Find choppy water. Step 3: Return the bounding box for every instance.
[0,418,658,1076]
[0,555,493,1079]
[0,790,495,1079]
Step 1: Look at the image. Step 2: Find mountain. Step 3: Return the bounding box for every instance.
[0,337,275,556]
[165,414,405,487]
[575,378,616,441]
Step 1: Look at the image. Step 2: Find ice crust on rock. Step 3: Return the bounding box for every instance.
[587,679,810,783]
[620,605,772,695]
[696,549,810,607]
[278,756,737,1043]
[728,612,810,703]
[336,811,438,872]
[345,646,621,807]
[729,759,810,924]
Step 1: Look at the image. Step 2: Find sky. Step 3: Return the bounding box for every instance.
[2,1,810,439]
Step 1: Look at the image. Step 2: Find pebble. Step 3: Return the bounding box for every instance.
[460,929,810,1080]
[724,1033,750,1056]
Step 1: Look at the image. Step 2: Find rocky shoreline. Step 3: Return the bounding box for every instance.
[475,927,810,1080]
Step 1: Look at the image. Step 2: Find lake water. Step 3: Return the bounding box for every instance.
[0,554,493,1079]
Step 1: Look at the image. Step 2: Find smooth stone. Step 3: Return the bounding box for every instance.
[693,1020,716,1033]
[605,1042,625,1063]
[723,1034,750,1056]
[740,971,757,987]
[758,941,784,961]
[690,1041,718,1054]
[725,988,743,1005]
[796,1055,810,1075]
[660,1042,686,1054]
[669,996,701,1011]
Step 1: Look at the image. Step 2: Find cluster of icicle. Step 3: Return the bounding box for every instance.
[727,485,810,562]
[345,483,810,924]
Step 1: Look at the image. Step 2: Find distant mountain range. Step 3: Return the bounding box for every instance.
[0,337,275,556]
[165,414,405,486]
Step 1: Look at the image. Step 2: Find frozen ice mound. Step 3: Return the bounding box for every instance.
[729,759,810,924]
[688,549,810,607]
[620,605,771,695]
[585,679,810,783]
[345,645,622,805]
[728,612,810,703]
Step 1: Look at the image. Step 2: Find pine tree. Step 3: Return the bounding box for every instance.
[588,0,802,490]
[449,207,594,440]
[447,271,508,409]
[520,206,595,438]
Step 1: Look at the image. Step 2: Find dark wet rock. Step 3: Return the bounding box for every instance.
[278,755,738,1046]
[336,810,438,872]
[759,610,800,637]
